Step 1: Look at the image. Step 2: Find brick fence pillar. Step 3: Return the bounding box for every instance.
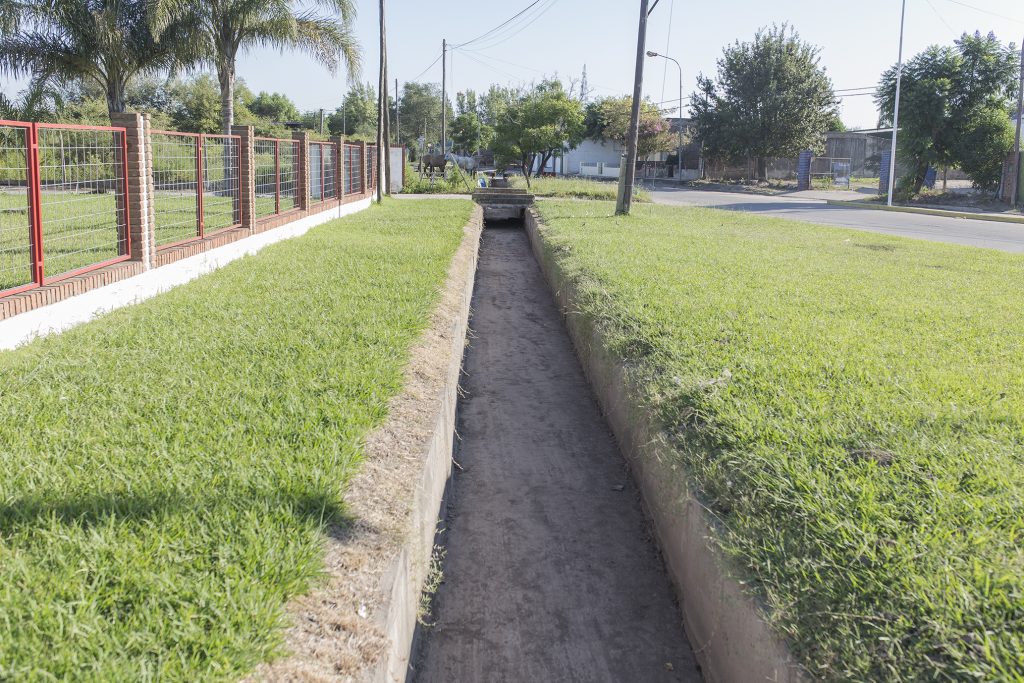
[293,131,310,211]
[330,135,344,199]
[231,125,256,231]
[110,112,155,269]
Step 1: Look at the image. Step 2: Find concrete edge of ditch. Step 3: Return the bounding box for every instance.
[371,203,483,682]
[825,199,1024,224]
[523,208,805,683]
[250,201,482,683]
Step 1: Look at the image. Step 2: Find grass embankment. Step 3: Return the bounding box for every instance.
[0,198,470,680]
[536,200,1024,681]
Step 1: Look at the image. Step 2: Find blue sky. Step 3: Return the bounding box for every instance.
[4,0,1024,128]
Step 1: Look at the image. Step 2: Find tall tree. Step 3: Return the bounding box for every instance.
[0,0,190,118]
[491,79,585,187]
[876,32,1019,193]
[327,81,376,137]
[586,96,674,158]
[396,82,451,155]
[152,0,361,134]
[248,91,301,122]
[690,24,838,181]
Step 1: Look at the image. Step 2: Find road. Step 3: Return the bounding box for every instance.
[649,188,1024,253]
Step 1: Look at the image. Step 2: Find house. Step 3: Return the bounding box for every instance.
[556,118,704,180]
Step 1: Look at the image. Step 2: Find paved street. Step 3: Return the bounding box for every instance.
[649,187,1024,253]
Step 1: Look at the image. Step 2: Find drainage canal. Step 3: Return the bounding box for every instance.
[409,215,702,682]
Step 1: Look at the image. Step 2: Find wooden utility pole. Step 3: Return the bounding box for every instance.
[441,39,447,155]
[1011,36,1024,207]
[616,0,651,215]
[377,0,391,200]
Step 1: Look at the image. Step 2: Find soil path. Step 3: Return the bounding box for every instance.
[413,226,702,682]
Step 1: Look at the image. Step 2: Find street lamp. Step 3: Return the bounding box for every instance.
[647,50,684,181]
[887,0,907,207]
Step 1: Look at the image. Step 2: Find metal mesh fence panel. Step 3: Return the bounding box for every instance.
[324,143,337,199]
[151,131,200,247]
[201,136,240,235]
[366,145,376,190]
[254,138,277,217]
[0,123,33,294]
[309,143,323,202]
[280,141,299,212]
[344,144,362,195]
[36,125,128,281]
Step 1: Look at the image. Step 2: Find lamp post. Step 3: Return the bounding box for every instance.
[647,50,683,181]
[887,0,907,207]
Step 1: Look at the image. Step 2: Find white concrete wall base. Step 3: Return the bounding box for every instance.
[524,209,806,683]
[0,198,372,350]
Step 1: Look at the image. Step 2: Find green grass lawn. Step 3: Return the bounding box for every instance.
[0,190,246,291]
[0,198,470,680]
[535,200,1024,681]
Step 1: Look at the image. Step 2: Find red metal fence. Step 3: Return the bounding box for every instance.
[0,120,130,296]
[308,141,338,203]
[254,138,301,217]
[150,130,240,248]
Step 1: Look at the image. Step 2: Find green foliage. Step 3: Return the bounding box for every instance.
[327,81,377,138]
[491,79,585,185]
[0,0,192,118]
[150,0,361,133]
[538,199,1024,681]
[169,73,222,133]
[691,24,839,180]
[396,82,452,155]
[450,110,487,154]
[248,91,301,123]
[585,96,674,158]
[0,198,470,680]
[876,32,1019,192]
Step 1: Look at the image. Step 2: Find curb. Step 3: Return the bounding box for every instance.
[825,199,1024,224]
[369,204,483,682]
[524,208,805,683]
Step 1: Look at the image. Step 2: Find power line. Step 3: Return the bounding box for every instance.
[924,0,959,37]
[464,0,560,52]
[409,51,443,84]
[453,0,547,49]
[935,0,1024,25]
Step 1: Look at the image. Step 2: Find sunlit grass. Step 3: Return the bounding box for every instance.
[536,200,1024,681]
[0,198,471,680]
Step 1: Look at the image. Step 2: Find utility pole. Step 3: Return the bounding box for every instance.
[441,39,447,155]
[616,0,652,215]
[380,0,391,196]
[886,0,907,207]
[319,108,325,135]
[1011,36,1023,207]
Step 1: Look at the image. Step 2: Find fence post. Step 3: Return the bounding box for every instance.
[330,135,344,200]
[358,140,367,196]
[110,112,155,269]
[231,125,255,231]
[293,131,310,211]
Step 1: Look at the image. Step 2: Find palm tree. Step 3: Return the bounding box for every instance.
[0,0,192,118]
[153,0,361,134]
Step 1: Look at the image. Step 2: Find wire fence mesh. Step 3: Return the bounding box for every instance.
[36,125,129,281]
[323,143,337,199]
[201,135,240,235]
[254,138,278,217]
[0,123,32,294]
[309,143,323,203]
[344,143,363,196]
[151,131,200,247]
[280,141,299,212]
